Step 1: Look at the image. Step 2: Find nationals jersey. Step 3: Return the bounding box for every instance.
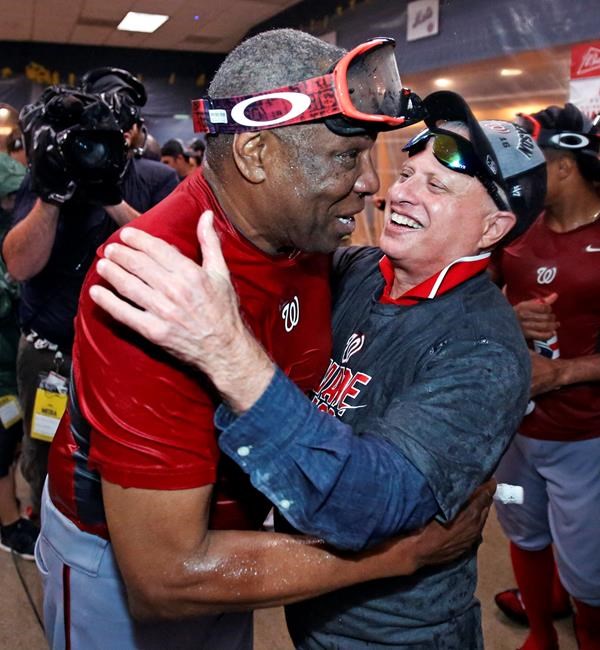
[496,213,600,441]
[48,170,332,538]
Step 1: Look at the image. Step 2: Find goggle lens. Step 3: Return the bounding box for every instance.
[346,42,403,118]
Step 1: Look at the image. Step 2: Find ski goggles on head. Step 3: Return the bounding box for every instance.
[403,127,510,212]
[518,113,600,152]
[192,37,424,136]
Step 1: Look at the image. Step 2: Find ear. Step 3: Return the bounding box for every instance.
[478,210,516,250]
[556,153,575,180]
[231,132,269,184]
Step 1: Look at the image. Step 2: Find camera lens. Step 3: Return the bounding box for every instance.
[72,135,109,168]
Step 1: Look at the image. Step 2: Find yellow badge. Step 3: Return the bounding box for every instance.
[0,395,23,429]
[31,371,69,442]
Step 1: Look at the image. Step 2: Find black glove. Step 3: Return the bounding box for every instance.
[29,125,77,205]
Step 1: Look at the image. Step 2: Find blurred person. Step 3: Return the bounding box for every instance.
[6,128,27,168]
[0,68,177,517]
[88,91,546,648]
[160,138,195,179]
[188,137,206,167]
[493,103,600,650]
[37,31,492,650]
[0,153,38,559]
[140,133,162,161]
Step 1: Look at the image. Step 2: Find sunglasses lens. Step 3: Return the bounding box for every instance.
[346,43,403,118]
[432,134,469,172]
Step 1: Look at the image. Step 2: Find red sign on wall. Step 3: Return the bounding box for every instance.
[571,41,600,80]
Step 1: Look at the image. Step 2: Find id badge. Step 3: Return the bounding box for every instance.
[0,395,23,429]
[31,371,69,442]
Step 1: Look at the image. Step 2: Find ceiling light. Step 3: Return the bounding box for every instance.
[434,78,452,88]
[500,68,523,77]
[117,12,169,33]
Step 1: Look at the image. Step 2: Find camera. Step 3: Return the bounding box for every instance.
[19,85,128,205]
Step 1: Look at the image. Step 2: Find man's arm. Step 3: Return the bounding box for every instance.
[104,200,141,227]
[89,213,502,549]
[530,351,600,396]
[103,476,493,620]
[2,198,60,281]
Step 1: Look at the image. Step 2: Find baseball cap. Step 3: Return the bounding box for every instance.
[161,138,192,159]
[422,91,547,244]
[0,153,26,198]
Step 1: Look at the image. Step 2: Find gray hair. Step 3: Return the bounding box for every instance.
[206,29,345,170]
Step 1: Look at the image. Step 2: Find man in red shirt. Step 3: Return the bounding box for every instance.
[493,104,600,650]
[38,29,490,650]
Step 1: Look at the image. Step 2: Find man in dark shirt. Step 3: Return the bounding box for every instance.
[1,68,177,514]
[90,91,547,647]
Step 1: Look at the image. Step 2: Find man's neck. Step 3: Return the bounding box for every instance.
[203,164,280,255]
[544,183,600,233]
[388,252,487,301]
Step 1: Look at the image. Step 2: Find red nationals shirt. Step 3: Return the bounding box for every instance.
[496,213,600,442]
[49,170,332,538]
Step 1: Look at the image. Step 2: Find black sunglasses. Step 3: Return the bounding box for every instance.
[402,128,510,212]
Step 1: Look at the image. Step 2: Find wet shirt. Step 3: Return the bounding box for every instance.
[219,246,530,648]
[9,157,178,349]
[495,213,600,441]
[48,170,333,539]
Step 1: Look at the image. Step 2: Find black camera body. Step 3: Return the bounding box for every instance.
[19,86,129,205]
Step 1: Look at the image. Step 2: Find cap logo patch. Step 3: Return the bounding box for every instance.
[485,155,497,176]
[517,132,535,159]
[511,184,523,197]
[487,121,512,134]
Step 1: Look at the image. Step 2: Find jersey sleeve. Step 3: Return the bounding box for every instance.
[73,198,220,491]
[217,368,439,551]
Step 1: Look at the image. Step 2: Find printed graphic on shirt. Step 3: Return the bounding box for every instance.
[341,333,365,363]
[312,333,372,417]
[281,296,300,332]
[536,266,557,284]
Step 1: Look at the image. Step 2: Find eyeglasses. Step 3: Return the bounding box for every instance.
[192,38,421,134]
[402,128,510,212]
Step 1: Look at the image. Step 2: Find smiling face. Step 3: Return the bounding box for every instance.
[263,123,380,253]
[379,137,511,290]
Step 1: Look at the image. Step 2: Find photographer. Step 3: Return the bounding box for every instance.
[1,68,178,515]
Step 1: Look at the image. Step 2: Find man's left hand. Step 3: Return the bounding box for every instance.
[90,210,274,411]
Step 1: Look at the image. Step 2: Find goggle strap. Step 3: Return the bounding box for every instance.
[192,74,338,134]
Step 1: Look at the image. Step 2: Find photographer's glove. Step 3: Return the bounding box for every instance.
[30,126,77,205]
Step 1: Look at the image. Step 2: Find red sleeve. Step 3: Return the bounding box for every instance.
[73,190,220,490]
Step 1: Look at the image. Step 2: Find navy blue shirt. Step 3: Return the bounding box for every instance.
[217,246,530,648]
[10,157,177,348]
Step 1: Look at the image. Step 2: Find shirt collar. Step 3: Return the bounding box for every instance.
[378,252,491,306]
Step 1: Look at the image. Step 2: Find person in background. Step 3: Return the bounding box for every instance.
[1,68,177,516]
[493,103,600,650]
[0,153,38,559]
[188,137,206,168]
[6,129,27,168]
[140,133,162,162]
[88,90,546,648]
[160,138,195,180]
[37,31,492,650]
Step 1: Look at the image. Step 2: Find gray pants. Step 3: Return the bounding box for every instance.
[16,334,72,514]
[37,482,254,649]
